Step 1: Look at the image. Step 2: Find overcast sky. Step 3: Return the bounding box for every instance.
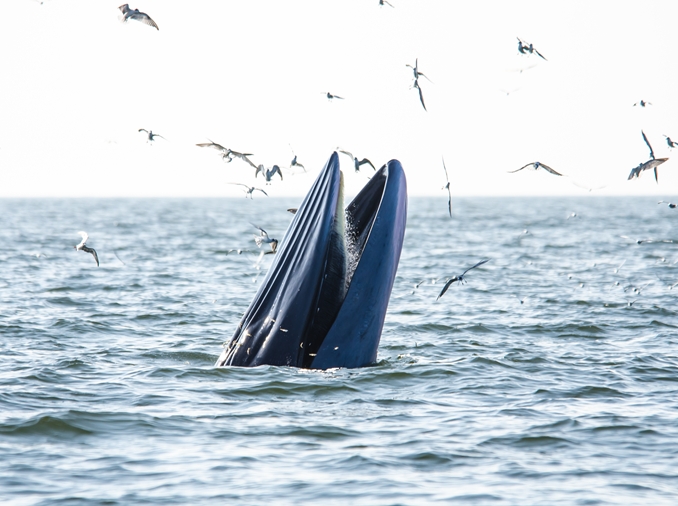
[2,0,678,198]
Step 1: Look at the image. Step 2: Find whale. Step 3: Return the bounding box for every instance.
[216,151,407,369]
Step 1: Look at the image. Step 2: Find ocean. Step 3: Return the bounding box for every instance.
[1,195,677,505]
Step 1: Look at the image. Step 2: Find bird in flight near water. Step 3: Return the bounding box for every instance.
[74,232,99,267]
[119,4,159,30]
[441,157,452,217]
[509,161,563,176]
[627,131,668,183]
[436,259,490,301]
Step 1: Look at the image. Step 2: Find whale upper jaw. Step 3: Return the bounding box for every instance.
[216,151,407,369]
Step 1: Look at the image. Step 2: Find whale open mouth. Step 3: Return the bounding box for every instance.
[216,151,407,369]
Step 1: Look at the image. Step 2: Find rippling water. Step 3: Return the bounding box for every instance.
[1,196,677,505]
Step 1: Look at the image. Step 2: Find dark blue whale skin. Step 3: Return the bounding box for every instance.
[215,152,407,369]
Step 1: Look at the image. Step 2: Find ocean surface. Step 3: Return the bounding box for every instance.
[1,195,677,505]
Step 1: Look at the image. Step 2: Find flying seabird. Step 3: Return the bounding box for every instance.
[289,145,306,172]
[379,0,394,7]
[325,92,344,100]
[517,38,547,60]
[627,131,668,183]
[664,135,678,149]
[509,161,563,176]
[406,58,433,83]
[337,149,376,172]
[251,224,279,253]
[74,232,99,267]
[658,201,677,209]
[255,164,284,183]
[436,259,490,301]
[633,100,652,107]
[119,4,159,30]
[228,183,268,199]
[138,129,165,142]
[441,157,452,217]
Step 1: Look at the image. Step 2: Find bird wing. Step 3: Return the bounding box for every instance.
[250,223,268,238]
[130,12,159,30]
[241,155,258,169]
[441,157,452,216]
[82,246,99,267]
[534,48,547,61]
[461,258,490,277]
[418,71,433,83]
[441,157,450,182]
[436,277,459,301]
[228,182,249,189]
[641,130,655,159]
[119,4,130,14]
[273,166,283,180]
[539,163,562,176]
[417,84,427,111]
[196,140,227,152]
[138,128,149,134]
[358,158,376,170]
[508,163,532,173]
[338,149,354,160]
[254,188,268,197]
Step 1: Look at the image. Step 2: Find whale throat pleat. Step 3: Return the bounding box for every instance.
[302,172,348,367]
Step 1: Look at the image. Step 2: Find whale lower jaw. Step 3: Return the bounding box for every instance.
[216,152,407,369]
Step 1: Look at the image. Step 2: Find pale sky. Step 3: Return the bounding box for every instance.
[2,0,678,198]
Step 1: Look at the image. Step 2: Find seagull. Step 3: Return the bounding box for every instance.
[441,157,452,217]
[436,259,490,301]
[627,131,668,183]
[251,224,279,253]
[74,232,99,267]
[119,4,159,30]
[509,161,563,176]
[255,164,284,183]
[633,100,652,107]
[337,149,376,172]
[228,183,268,199]
[290,155,306,171]
[325,92,344,100]
[289,145,306,172]
[658,201,677,209]
[411,78,427,111]
[138,129,165,142]
[406,58,432,83]
[664,135,678,149]
[517,38,547,60]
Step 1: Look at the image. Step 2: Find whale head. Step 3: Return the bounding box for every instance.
[216,151,407,369]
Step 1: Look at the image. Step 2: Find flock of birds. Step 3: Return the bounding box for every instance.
[70,3,675,303]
